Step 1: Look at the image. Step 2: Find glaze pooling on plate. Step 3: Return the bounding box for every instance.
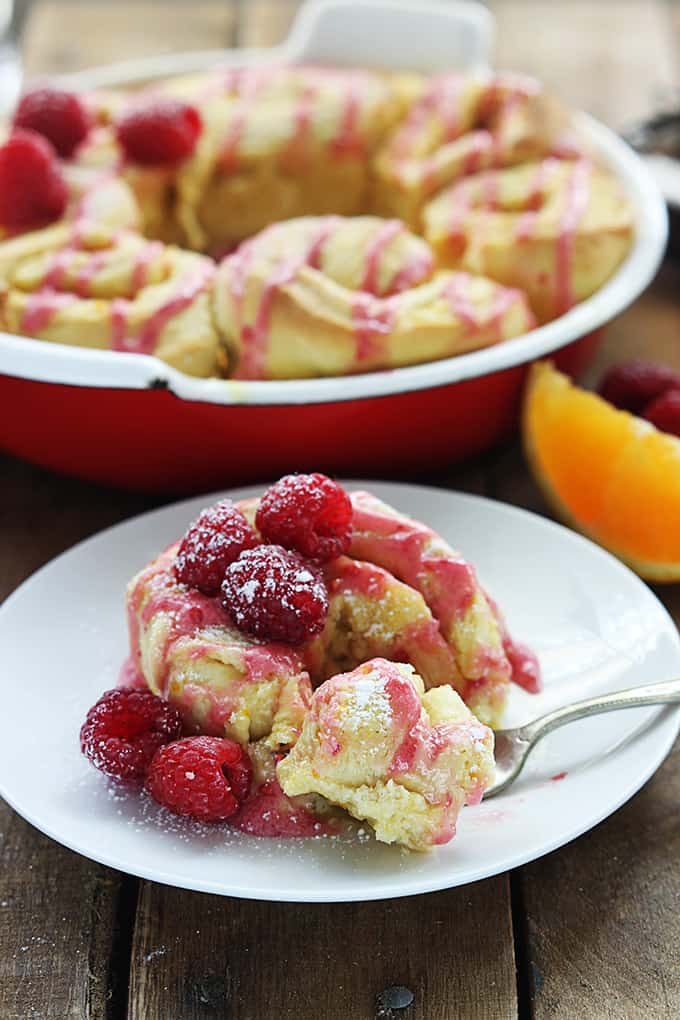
[0,483,678,900]
[126,485,528,849]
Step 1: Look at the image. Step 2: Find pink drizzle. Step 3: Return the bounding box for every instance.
[443,273,480,334]
[231,776,336,838]
[131,241,164,293]
[555,160,592,314]
[331,73,365,157]
[111,267,211,355]
[350,293,396,363]
[20,290,77,333]
[462,131,493,175]
[514,158,558,241]
[220,67,278,169]
[361,219,403,293]
[231,218,339,379]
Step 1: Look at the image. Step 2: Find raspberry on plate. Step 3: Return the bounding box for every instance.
[598,360,680,415]
[221,544,329,644]
[13,87,91,158]
[145,736,252,822]
[174,499,259,595]
[256,473,353,562]
[0,130,68,230]
[116,99,202,165]
[80,687,183,784]
[643,388,680,438]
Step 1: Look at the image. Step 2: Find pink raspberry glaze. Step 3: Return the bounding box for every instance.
[347,492,540,700]
[111,265,213,355]
[305,555,465,695]
[295,658,492,845]
[118,654,147,689]
[127,544,308,703]
[230,776,336,838]
[348,493,479,631]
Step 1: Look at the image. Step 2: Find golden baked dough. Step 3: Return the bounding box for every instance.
[370,70,579,229]
[0,223,219,376]
[77,65,411,253]
[423,157,633,322]
[0,64,634,378]
[213,214,535,379]
[277,658,495,850]
[127,542,313,748]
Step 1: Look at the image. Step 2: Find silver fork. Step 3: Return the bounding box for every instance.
[486,677,680,798]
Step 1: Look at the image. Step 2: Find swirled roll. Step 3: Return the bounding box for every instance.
[76,65,412,253]
[423,157,633,322]
[370,71,579,229]
[0,222,220,376]
[213,214,535,379]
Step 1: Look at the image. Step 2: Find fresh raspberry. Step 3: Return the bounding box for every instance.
[80,687,183,784]
[0,130,68,230]
[13,87,91,158]
[116,99,202,165]
[221,544,329,644]
[256,473,352,562]
[642,388,680,438]
[174,499,259,595]
[598,360,680,415]
[145,736,252,822]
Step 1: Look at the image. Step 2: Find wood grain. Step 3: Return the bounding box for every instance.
[0,808,126,1020]
[490,0,678,128]
[1,3,679,1019]
[238,0,298,48]
[519,737,680,1019]
[0,457,159,1020]
[23,2,238,76]
[491,292,680,1020]
[128,878,519,1020]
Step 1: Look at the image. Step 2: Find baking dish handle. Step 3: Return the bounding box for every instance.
[284,0,494,72]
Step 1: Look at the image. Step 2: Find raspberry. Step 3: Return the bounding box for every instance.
[174,499,259,595]
[642,388,680,438]
[598,360,680,415]
[13,87,91,158]
[116,99,202,165]
[221,544,329,644]
[145,736,252,822]
[80,687,183,784]
[256,473,352,562]
[0,130,68,230]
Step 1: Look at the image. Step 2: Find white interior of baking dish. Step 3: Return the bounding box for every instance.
[0,0,668,406]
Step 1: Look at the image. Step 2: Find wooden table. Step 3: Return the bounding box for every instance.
[2,3,680,1017]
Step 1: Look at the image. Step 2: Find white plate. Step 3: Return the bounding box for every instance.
[0,482,678,902]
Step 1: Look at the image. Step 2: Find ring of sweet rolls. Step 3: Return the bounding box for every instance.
[0,66,633,379]
[81,474,540,851]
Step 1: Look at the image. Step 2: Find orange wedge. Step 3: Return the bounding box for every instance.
[523,361,680,581]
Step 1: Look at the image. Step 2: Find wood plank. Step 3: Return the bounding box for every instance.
[237,0,299,49]
[519,737,680,1019]
[0,806,132,1020]
[583,261,680,384]
[22,2,238,76]
[0,456,163,1020]
[489,0,678,128]
[128,878,518,1020]
[0,456,160,1020]
[489,268,680,1020]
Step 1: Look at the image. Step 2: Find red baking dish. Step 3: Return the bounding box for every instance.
[0,1,668,492]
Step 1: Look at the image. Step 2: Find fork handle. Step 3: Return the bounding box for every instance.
[519,677,680,745]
